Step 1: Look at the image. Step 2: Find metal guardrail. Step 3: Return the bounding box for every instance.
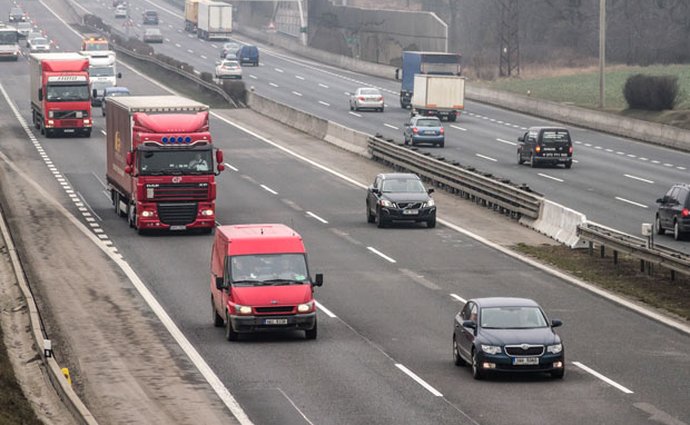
[368,136,543,219]
[577,221,690,276]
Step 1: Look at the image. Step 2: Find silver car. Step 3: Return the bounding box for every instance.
[215,59,242,79]
[28,36,50,52]
[349,87,384,112]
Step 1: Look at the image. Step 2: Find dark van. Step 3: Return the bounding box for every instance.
[517,126,573,169]
[236,45,259,66]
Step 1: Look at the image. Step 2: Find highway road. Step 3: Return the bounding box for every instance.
[1,0,690,424]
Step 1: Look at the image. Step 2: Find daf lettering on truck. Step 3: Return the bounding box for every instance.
[211,224,324,341]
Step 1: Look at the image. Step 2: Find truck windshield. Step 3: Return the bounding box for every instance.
[0,31,19,44]
[89,66,115,77]
[228,254,309,286]
[139,149,213,175]
[46,84,90,101]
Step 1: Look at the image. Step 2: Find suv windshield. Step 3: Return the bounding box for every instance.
[381,178,426,193]
[228,254,309,286]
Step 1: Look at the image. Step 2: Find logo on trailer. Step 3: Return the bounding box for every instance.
[114,130,121,152]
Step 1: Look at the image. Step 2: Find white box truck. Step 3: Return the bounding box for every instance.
[411,74,466,122]
[197,0,232,41]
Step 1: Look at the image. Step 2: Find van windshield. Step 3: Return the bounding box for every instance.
[541,130,570,144]
[228,254,309,285]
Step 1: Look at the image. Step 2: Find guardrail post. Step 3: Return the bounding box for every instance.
[640,259,645,273]
[600,245,605,258]
[588,241,593,256]
[671,270,675,281]
[613,250,618,265]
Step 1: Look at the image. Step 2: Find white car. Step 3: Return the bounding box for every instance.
[28,36,50,52]
[215,59,242,79]
[26,30,43,47]
[114,5,127,18]
[349,87,384,112]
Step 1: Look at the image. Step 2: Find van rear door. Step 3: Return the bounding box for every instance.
[540,128,571,158]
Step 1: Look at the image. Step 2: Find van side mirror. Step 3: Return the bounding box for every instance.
[462,320,476,329]
[92,88,98,98]
[313,273,323,287]
[215,276,225,290]
[656,197,664,204]
[551,319,563,328]
[427,188,434,194]
[394,68,400,80]
[38,88,43,101]
[117,72,122,78]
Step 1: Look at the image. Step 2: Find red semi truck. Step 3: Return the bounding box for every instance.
[106,95,224,233]
[29,52,93,138]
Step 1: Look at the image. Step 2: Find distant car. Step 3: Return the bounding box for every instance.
[517,126,573,169]
[236,44,259,66]
[101,86,130,116]
[221,41,240,58]
[403,115,445,147]
[215,59,242,79]
[143,27,163,43]
[15,21,32,38]
[114,5,127,18]
[26,30,43,47]
[142,10,158,25]
[366,172,436,228]
[112,0,123,7]
[655,183,690,241]
[8,7,26,23]
[349,87,384,112]
[453,297,565,380]
[28,36,50,52]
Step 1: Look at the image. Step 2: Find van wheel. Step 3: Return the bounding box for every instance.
[655,215,664,235]
[564,161,572,169]
[212,298,223,327]
[305,320,317,340]
[225,313,239,341]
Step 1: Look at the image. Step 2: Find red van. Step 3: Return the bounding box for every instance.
[210,224,323,340]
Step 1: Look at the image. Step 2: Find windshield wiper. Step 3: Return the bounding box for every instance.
[232,279,260,285]
[261,279,303,285]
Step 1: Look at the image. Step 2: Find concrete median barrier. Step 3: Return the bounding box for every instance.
[520,200,588,248]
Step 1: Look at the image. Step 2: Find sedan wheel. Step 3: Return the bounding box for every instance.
[655,215,664,235]
[453,336,466,366]
[471,348,483,380]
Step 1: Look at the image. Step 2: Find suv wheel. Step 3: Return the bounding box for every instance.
[427,216,436,228]
[674,220,683,241]
[530,154,537,168]
[655,215,664,235]
[366,201,375,223]
[376,207,387,228]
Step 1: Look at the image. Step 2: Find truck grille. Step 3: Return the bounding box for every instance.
[505,345,544,356]
[148,183,209,201]
[157,202,197,225]
[255,306,295,314]
[53,110,85,119]
[58,119,80,128]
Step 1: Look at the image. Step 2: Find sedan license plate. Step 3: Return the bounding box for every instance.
[169,225,186,231]
[264,318,288,325]
[424,130,435,135]
[402,209,419,215]
[513,357,539,365]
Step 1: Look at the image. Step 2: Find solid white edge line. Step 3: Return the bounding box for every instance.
[314,300,336,318]
[276,388,315,425]
[395,364,443,397]
[367,247,396,263]
[450,294,466,303]
[306,211,328,224]
[623,174,654,184]
[260,184,278,195]
[572,362,634,394]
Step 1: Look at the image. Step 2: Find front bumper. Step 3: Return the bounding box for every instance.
[229,312,316,333]
[476,351,565,374]
[380,206,436,222]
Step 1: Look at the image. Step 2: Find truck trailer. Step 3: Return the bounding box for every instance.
[105,95,224,233]
[410,74,465,122]
[184,0,200,32]
[396,51,462,111]
[29,52,93,138]
[197,0,232,41]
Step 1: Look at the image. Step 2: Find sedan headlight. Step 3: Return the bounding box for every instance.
[481,344,502,355]
[297,301,314,313]
[379,199,394,208]
[236,305,252,315]
[424,199,435,207]
[547,344,563,354]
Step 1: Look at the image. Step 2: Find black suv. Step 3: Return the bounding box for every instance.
[517,126,573,169]
[142,10,159,25]
[655,184,690,240]
[366,173,436,228]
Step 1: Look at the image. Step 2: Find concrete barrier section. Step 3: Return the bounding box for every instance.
[324,121,371,157]
[520,200,588,248]
[247,91,328,140]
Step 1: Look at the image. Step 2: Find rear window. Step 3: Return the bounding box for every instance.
[145,11,157,16]
[541,130,571,144]
[416,119,441,127]
[360,88,380,95]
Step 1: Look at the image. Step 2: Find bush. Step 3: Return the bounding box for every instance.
[623,74,679,111]
[221,80,246,103]
[200,72,214,83]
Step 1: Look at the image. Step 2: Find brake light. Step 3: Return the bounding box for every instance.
[412,127,419,134]
[377,96,383,101]
[439,127,445,134]
[358,96,365,101]
[569,146,573,154]
[683,208,690,217]
[535,145,542,153]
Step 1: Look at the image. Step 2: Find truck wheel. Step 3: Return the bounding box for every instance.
[305,320,317,340]
[128,206,136,228]
[45,129,54,138]
[212,298,224,327]
[225,313,239,341]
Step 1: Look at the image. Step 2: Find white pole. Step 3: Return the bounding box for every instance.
[296,0,307,46]
[599,0,606,109]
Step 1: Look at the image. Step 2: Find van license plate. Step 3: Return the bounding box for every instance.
[169,225,186,231]
[63,129,74,133]
[513,357,539,365]
[264,318,288,325]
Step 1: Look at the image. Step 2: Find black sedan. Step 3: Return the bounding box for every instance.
[453,297,564,380]
[366,173,436,228]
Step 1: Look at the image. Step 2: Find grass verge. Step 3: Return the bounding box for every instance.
[0,324,42,425]
[514,243,690,322]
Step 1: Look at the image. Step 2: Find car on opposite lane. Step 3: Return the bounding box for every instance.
[215,59,242,79]
[366,173,436,228]
[655,183,690,241]
[100,86,131,116]
[143,28,163,43]
[349,87,384,112]
[453,297,565,380]
[403,115,445,147]
[27,36,50,52]
[517,126,573,169]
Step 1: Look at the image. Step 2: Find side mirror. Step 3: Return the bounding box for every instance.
[313,273,323,287]
[92,88,98,98]
[551,319,563,328]
[394,68,400,80]
[215,276,225,290]
[216,163,225,175]
[462,320,476,329]
[656,197,664,204]
[216,149,224,164]
[372,187,380,195]
[518,135,524,143]
[38,88,43,101]
[126,151,133,166]
[427,188,434,194]
[124,165,132,175]
[404,123,410,127]
[117,72,122,78]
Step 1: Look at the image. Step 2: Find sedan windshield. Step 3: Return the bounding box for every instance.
[480,306,548,329]
[381,178,426,193]
[228,254,309,286]
[138,149,213,175]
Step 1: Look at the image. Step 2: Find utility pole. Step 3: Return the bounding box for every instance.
[498,0,520,77]
[598,0,606,109]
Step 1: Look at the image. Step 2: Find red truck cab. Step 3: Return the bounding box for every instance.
[211,224,323,341]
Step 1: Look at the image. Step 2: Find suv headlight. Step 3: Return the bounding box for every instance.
[379,199,393,208]
[424,199,435,207]
[297,301,314,313]
[547,344,562,354]
[481,344,502,355]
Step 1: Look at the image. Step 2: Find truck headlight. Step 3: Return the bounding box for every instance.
[481,344,502,355]
[83,119,90,125]
[236,305,252,315]
[297,301,314,313]
[379,199,393,208]
[141,210,154,217]
[201,209,214,216]
[47,120,54,126]
[547,344,562,354]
